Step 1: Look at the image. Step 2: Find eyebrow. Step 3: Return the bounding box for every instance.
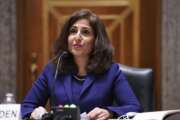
[71,25,92,29]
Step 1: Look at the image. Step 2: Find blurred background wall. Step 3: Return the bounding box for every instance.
[0,0,180,114]
[0,0,16,101]
[162,0,180,110]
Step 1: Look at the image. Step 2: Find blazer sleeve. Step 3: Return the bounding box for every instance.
[20,63,54,119]
[107,64,141,117]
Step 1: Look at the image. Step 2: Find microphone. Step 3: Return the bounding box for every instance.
[47,51,80,120]
[54,51,68,79]
[51,51,68,112]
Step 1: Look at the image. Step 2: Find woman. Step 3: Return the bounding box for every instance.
[21,9,141,120]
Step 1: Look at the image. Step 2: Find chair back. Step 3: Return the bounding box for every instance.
[119,64,154,112]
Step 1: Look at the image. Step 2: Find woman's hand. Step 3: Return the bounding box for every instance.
[87,107,112,120]
[30,106,47,120]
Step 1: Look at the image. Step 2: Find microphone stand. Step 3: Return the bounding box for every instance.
[45,51,68,119]
[41,51,80,120]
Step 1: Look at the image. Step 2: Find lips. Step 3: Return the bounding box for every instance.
[73,44,83,49]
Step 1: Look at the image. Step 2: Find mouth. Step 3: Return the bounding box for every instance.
[73,44,83,49]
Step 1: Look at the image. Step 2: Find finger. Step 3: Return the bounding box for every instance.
[87,107,102,119]
[96,114,109,120]
[31,108,39,119]
[96,109,111,120]
[88,111,99,119]
[37,106,47,118]
[96,116,107,120]
[97,113,106,118]
[38,106,48,114]
[30,106,47,119]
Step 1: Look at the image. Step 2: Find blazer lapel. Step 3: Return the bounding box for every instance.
[80,74,95,97]
[63,75,73,103]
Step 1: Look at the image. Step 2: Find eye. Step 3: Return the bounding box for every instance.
[81,29,92,36]
[69,27,77,34]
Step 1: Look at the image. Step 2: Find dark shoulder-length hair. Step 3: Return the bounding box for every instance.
[53,9,114,74]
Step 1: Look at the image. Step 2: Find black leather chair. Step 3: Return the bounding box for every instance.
[119,64,154,112]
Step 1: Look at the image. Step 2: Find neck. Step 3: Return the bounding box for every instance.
[74,56,88,76]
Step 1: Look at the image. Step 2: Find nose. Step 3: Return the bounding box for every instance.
[74,30,82,41]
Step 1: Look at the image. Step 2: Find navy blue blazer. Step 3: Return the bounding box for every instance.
[21,63,141,118]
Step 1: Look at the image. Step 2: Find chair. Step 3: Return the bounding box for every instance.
[119,64,154,112]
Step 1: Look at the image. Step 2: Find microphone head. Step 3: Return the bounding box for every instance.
[60,51,69,59]
[61,51,68,55]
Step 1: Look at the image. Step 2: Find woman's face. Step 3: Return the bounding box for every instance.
[68,19,94,58]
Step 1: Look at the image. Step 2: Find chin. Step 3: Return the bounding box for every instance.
[71,50,89,58]
[72,51,83,56]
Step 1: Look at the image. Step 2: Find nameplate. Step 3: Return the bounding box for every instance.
[0,104,21,120]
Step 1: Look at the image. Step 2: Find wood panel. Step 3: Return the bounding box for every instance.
[43,0,137,65]
[16,0,161,110]
[16,0,44,101]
